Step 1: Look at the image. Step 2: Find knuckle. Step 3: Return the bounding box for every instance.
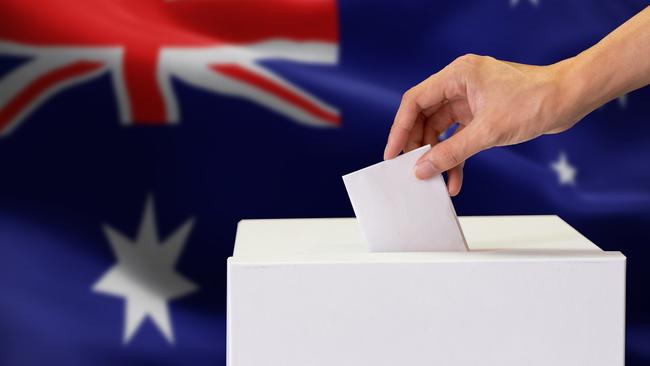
[447,54,485,81]
[454,53,481,67]
[401,87,415,101]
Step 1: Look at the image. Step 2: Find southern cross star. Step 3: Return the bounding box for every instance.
[550,151,577,186]
[93,197,198,344]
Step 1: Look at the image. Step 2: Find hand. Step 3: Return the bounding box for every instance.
[384,54,580,196]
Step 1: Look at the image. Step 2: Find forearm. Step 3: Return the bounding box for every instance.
[558,6,650,122]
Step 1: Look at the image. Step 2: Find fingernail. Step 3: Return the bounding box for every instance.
[414,160,438,179]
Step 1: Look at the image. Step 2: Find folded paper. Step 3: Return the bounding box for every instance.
[342,145,467,252]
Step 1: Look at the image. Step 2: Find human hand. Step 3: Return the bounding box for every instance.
[384,54,581,196]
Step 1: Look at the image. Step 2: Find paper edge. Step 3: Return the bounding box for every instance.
[342,144,431,179]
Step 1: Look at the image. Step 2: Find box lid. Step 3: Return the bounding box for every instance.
[231,216,623,263]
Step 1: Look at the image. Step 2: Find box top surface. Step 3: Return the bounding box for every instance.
[231,216,622,263]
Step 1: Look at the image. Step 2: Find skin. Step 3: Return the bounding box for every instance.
[384,6,650,196]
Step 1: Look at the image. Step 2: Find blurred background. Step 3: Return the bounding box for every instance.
[0,0,648,365]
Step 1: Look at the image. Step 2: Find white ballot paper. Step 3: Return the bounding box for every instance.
[343,145,468,252]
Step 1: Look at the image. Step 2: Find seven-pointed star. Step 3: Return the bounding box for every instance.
[550,152,577,186]
[93,197,198,344]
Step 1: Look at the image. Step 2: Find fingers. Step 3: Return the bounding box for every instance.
[446,163,464,196]
[423,101,455,146]
[444,124,466,196]
[384,69,458,160]
[414,123,484,180]
[384,89,429,160]
[404,115,424,152]
[421,103,465,195]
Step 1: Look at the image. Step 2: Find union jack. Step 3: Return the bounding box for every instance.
[0,0,340,136]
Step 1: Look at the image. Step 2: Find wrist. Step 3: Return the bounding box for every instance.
[546,56,592,131]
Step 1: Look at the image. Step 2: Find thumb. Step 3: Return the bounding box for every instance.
[414,124,484,180]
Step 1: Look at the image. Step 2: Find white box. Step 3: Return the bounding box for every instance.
[227,216,626,366]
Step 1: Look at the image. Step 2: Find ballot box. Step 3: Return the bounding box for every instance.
[227,216,625,366]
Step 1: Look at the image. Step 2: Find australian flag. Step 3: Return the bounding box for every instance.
[0,1,648,365]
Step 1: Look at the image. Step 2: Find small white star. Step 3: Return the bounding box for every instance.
[550,151,577,186]
[510,0,539,6]
[93,196,198,344]
[617,94,628,108]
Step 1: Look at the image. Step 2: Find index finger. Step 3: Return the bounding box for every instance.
[384,70,452,160]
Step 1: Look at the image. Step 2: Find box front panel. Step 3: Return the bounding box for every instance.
[228,259,625,366]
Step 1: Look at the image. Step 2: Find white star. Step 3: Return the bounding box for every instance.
[617,94,628,108]
[93,196,198,344]
[510,0,539,6]
[550,151,577,186]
